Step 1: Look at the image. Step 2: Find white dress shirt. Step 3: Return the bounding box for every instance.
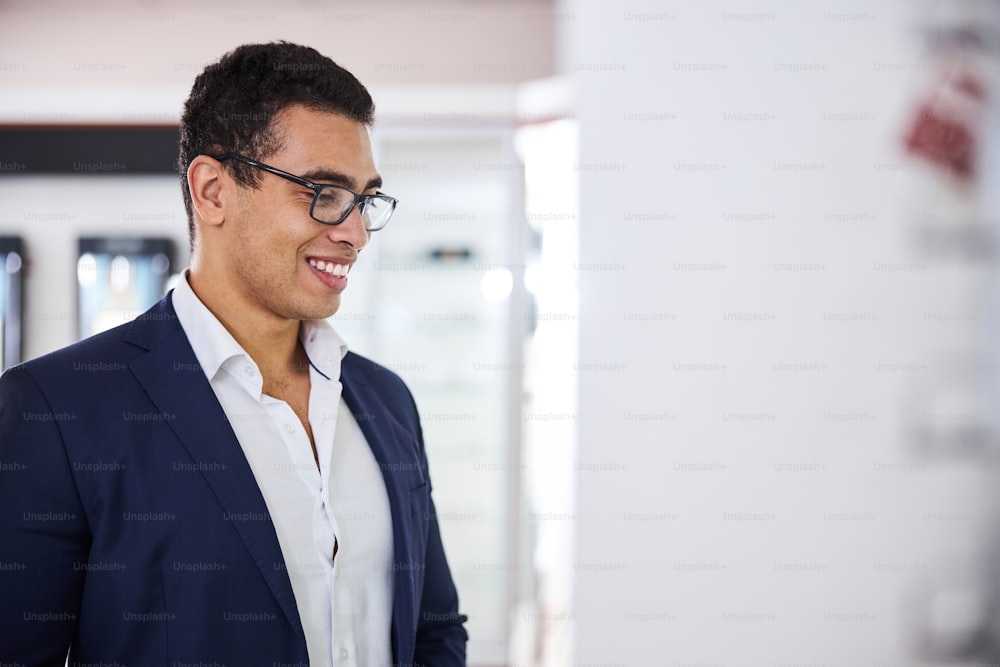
[171,273,394,666]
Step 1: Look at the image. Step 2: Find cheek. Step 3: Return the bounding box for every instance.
[230,190,315,269]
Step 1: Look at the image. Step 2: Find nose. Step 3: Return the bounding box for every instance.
[326,204,371,251]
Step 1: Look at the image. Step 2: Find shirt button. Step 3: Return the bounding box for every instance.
[339,647,349,661]
[244,366,255,377]
[283,423,295,434]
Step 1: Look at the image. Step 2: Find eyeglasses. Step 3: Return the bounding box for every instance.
[213,153,398,232]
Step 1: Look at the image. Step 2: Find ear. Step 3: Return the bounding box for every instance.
[187,156,228,228]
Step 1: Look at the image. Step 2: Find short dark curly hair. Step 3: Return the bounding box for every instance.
[177,41,375,245]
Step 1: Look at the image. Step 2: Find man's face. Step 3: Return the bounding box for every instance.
[220,104,378,323]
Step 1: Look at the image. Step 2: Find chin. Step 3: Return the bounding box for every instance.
[306,299,342,321]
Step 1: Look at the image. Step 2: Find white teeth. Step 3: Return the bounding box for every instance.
[309,259,350,277]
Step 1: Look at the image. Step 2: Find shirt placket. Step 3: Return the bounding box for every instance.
[304,338,348,664]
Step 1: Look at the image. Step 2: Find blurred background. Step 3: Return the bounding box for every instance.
[3,0,1000,665]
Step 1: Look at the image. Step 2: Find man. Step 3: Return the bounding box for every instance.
[0,42,467,666]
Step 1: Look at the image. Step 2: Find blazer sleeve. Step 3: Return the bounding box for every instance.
[0,366,90,665]
[408,394,469,666]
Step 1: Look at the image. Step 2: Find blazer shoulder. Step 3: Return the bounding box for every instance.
[9,294,181,384]
[342,351,413,396]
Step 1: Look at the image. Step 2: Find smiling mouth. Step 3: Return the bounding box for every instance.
[308,258,352,277]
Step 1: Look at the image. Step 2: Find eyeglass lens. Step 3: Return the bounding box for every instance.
[313,188,394,230]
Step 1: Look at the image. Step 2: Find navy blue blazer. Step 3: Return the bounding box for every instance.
[0,294,467,666]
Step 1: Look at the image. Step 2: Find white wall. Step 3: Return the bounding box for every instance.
[567,0,989,664]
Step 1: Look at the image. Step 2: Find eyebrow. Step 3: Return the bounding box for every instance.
[300,167,383,192]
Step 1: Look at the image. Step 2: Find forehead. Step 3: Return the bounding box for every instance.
[269,104,376,180]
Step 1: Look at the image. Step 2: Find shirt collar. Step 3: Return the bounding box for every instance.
[171,270,348,389]
[299,316,348,381]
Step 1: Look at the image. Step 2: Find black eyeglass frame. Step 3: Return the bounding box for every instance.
[211,153,398,231]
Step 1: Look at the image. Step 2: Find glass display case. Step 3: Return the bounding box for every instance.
[76,236,173,339]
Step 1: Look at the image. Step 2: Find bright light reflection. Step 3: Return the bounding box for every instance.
[480,267,513,302]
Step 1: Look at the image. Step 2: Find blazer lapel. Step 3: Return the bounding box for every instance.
[341,359,419,664]
[124,297,306,647]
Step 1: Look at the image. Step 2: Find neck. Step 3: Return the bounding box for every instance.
[186,267,305,381]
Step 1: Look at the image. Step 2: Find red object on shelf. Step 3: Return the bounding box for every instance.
[904,69,987,181]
